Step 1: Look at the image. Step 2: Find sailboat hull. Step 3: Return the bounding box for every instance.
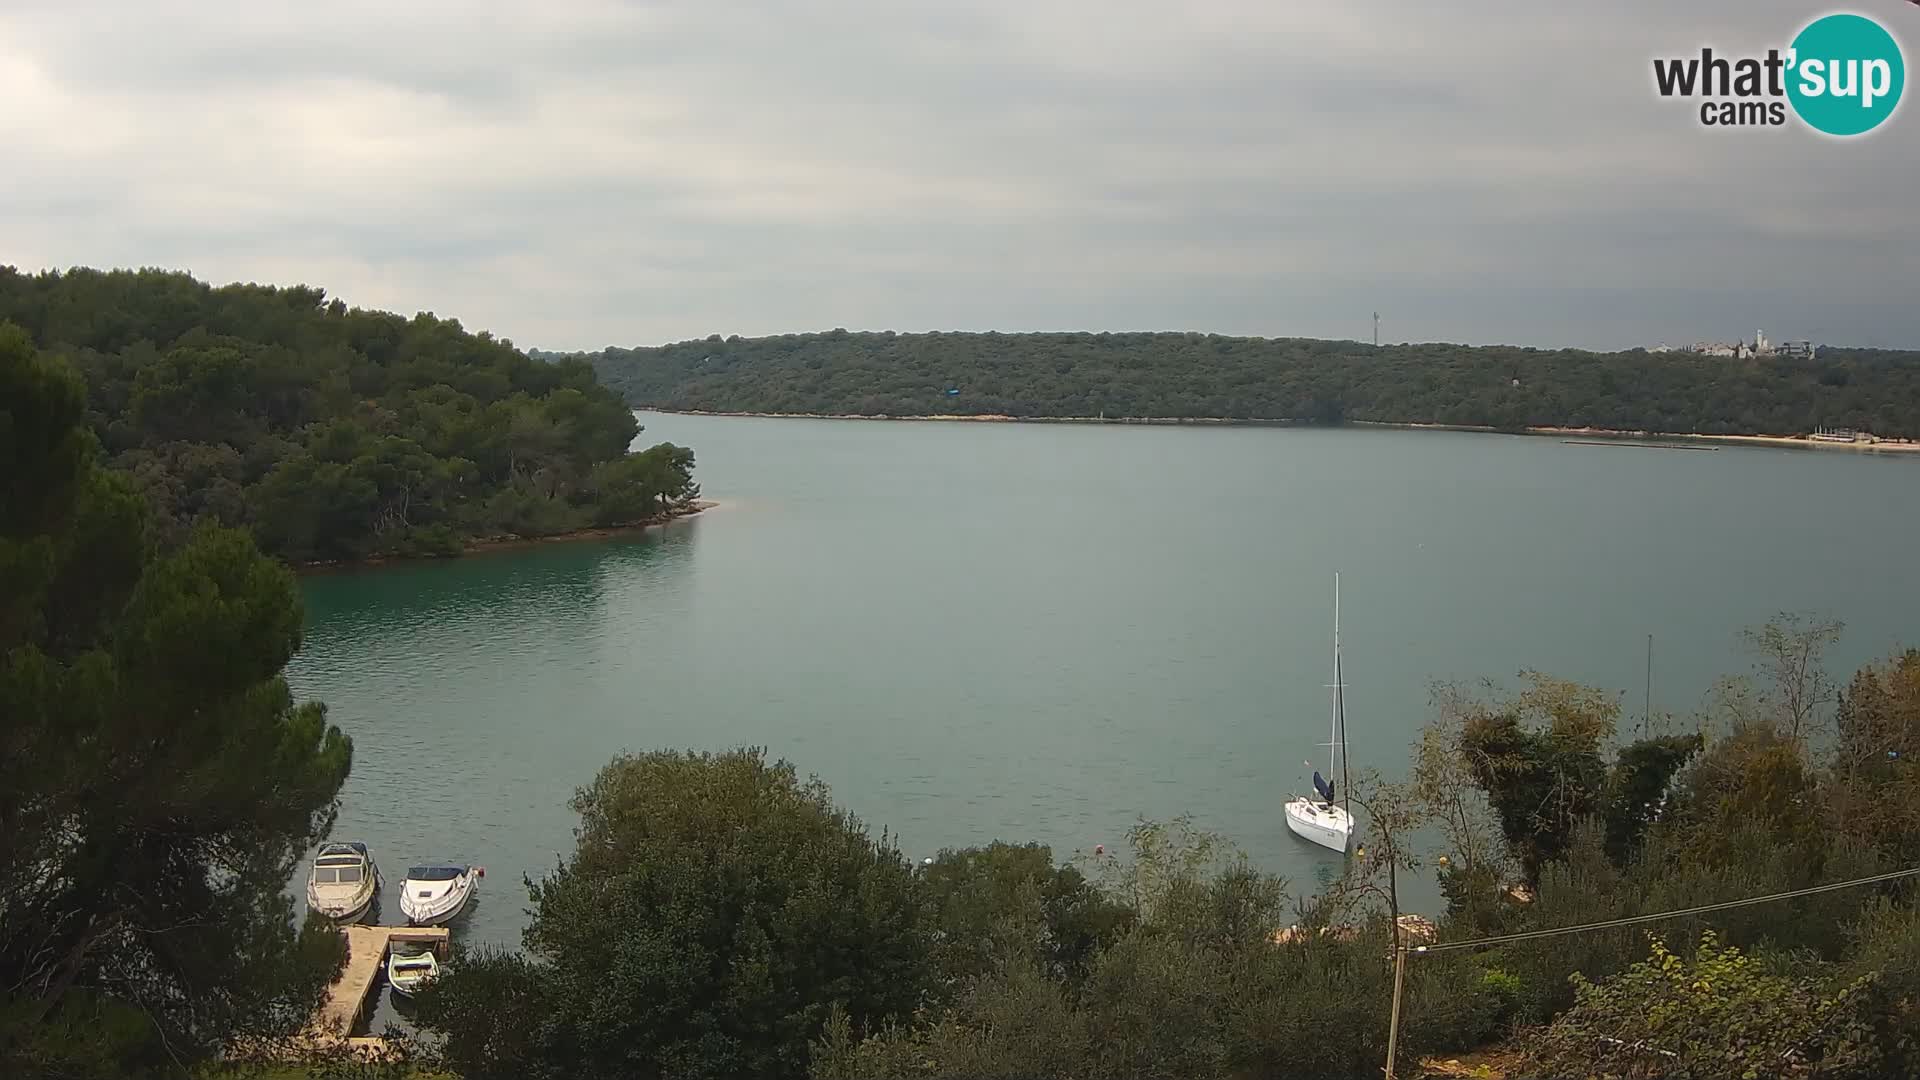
[1284,797,1353,852]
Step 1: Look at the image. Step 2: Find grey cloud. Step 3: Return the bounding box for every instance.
[1,0,1915,351]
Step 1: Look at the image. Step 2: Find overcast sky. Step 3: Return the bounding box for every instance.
[3,1,1916,351]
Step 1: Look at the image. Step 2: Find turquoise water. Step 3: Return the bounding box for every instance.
[287,413,1920,981]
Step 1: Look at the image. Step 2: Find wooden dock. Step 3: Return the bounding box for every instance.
[223,925,450,1064]
[307,925,449,1040]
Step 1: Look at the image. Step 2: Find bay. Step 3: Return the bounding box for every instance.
[286,412,1920,976]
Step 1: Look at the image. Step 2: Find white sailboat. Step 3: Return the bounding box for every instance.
[1285,573,1354,853]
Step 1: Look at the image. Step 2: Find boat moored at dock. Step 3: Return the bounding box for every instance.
[385,940,441,996]
[397,864,482,926]
[305,842,381,922]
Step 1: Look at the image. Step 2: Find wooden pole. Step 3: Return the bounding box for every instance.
[1385,936,1408,1080]
[1378,828,1407,1080]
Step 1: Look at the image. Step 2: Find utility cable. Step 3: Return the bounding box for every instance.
[1409,865,1920,955]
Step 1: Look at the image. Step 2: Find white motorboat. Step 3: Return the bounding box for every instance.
[397,863,482,925]
[1284,574,1355,853]
[386,941,441,996]
[305,842,381,922]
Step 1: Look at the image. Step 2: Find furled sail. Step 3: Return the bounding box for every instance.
[1313,771,1334,803]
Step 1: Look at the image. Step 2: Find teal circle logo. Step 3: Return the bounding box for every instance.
[1786,13,1905,136]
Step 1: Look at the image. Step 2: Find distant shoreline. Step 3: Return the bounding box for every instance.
[294,500,718,575]
[639,408,1920,454]
[1360,421,1920,453]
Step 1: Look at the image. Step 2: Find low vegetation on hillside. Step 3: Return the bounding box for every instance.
[580,330,1920,438]
[0,268,696,564]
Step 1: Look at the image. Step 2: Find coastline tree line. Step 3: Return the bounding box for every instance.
[0,267,697,565]
[578,329,1920,439]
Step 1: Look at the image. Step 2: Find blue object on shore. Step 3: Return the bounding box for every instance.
[946,388,960,396]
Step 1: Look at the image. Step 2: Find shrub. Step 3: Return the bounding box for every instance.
[1520,931,1883,1080]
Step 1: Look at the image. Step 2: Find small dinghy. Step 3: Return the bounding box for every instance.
[386,941,441,997]
[305,842,381,922]
[397,864,482,926]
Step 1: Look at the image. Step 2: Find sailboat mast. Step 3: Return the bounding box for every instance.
[1643,633,1654,735]
[1327,576,1339,781]
[1335,573,1351,814]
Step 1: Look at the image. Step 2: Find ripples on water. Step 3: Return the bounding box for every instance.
[286,415,1920,1029]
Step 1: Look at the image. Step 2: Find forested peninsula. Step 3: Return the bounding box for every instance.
[0,268,697,565]
[577,331,1920,441]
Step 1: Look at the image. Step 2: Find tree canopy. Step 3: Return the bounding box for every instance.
[578,330,1920,438]
[0,267,697,564]
[414,748,930,1080]
[1,327,352,1077]
[917,840,1133,994]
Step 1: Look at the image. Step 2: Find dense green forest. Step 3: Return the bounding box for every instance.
[0,267,697,564]
[580,330,1920,439]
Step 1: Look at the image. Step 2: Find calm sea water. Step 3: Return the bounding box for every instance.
[286,413,1920,1023]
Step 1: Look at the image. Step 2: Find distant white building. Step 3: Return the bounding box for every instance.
[1662,330,1819,359]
